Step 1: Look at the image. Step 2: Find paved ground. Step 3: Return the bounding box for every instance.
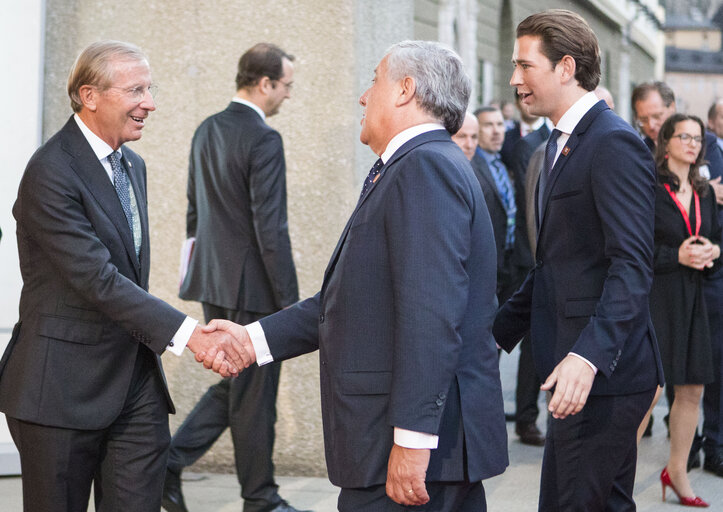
[1,345,722,511]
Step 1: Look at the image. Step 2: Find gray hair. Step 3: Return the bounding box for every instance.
[385,41,471,133]
[67,40,148,113]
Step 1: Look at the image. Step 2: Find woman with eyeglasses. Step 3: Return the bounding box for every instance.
[637,113,721,507]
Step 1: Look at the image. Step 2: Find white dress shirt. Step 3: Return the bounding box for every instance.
[246,123,448,450]
[74,114,197,355]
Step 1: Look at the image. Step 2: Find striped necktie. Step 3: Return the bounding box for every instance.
[108,151,141,256]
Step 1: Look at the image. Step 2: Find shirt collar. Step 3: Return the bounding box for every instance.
[554,91,599,136]
[477,147,501,167]
[232,97,266,122]
[380,123,445,164]
[74,114,121,161]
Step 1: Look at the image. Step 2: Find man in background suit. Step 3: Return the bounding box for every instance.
[494,11,663,510]
[165,44,304,512]
[463,107,545,447]
[205,40,508,511]
[0,41,244,512]
[500,91,547,165]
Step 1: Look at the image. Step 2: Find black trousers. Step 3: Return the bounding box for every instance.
[538,388,655,512]
[703,276,723,452]
[8,346,170,512]
[338,480,486,512]
[516,333,542,425]
[167,304,282,512]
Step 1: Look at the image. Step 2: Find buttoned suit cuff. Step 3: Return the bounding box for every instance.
[166,316,198,355]
[394,428,439,449]
[247,321,274,366]
[568,352,598,375]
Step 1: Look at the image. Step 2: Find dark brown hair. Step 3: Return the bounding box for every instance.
[516,9,600,91]
[655,113,709,196]
[235,43,294,90]
[631,81,675,120]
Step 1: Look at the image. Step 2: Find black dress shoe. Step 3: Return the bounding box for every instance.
[515,422,546,446]
[162,469,189,512]
[504,412,516,422]
[270,500,313,512]
[703,450,723,477]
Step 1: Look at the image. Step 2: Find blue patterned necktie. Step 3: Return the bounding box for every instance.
[108,151,141,256]
[489,157,516,250]
[359,158,383,200]
[544,129,562,176]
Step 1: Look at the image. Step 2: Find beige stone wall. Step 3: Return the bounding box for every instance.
[41,0,412,476]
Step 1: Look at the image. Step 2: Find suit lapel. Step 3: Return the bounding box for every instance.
[472,154,505,210]
[537,101,606,237]
[322,130,448,289]
[60,118,142,281]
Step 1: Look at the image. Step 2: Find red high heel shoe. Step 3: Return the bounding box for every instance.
[660,467,709,507]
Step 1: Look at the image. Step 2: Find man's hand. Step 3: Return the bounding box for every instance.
[385,444,430,506]
[186,325,251,377]
[710,176,723,205]
[202,319,257,367]
[541,354,595,419]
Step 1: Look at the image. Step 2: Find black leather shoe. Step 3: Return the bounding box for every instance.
[703,450,723,477]
[162,469,189,512]
[504,412,516,422]
[270,500,313,512]
[515,422,546,446]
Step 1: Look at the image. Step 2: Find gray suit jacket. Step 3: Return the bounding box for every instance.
[0,116,185,429]
[179,102,298,313]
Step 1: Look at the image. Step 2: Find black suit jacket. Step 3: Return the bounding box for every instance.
[500,120,521,165]
[494,101,664,395]
[179,102,298,313]
[258,130,508,488]
[0,116,185,429]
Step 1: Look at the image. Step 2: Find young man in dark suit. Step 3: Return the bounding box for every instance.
[0,41,244,512]
[165,44,304,512]
[493,10,663,511]
[203,40,508,512]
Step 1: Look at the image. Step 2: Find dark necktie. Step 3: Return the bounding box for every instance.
[108,151,141,256]
[544,129,562,176]
[359,158,383,200]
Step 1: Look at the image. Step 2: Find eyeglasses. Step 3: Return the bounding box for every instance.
[105,84,158,101]
[671,133,703,145]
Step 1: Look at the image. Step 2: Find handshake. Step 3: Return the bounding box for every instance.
[185,320,256,377]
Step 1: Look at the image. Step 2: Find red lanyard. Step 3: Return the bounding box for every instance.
[664,183,701,237]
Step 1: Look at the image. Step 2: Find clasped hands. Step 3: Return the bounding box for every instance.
[679,235,720,271]
[185,321,257,377]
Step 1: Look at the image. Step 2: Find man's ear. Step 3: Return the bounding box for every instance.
[558,55,577,85]
[78,85,98,112]
[258,76,273,97]
[396,76,416,107]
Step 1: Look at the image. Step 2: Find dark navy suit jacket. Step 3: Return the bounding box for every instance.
[259,130,508,488]
[494,101,664,395]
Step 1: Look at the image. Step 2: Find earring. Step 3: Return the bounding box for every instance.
[664,153,669,159]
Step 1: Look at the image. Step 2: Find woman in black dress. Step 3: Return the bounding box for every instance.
[638,114,721,507]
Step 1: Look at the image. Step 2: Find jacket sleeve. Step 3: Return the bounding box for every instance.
[16,157,186,354]
[572,130,656,377]
[248,130,299,308]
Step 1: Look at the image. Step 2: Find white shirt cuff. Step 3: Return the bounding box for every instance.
[167,316,198,355]
[568,352,598,375]
[394,427,439,449]
[246,321,274,366]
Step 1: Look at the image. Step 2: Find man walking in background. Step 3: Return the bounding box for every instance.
[164,43,305,512]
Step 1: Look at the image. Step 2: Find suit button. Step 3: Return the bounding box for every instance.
[536,259,543,268]
[319,314,325,323]
[438,392,446,399]
[436,399,444,406]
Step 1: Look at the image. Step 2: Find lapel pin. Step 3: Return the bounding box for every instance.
[562,146,571,156]
[373,174,381,183]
